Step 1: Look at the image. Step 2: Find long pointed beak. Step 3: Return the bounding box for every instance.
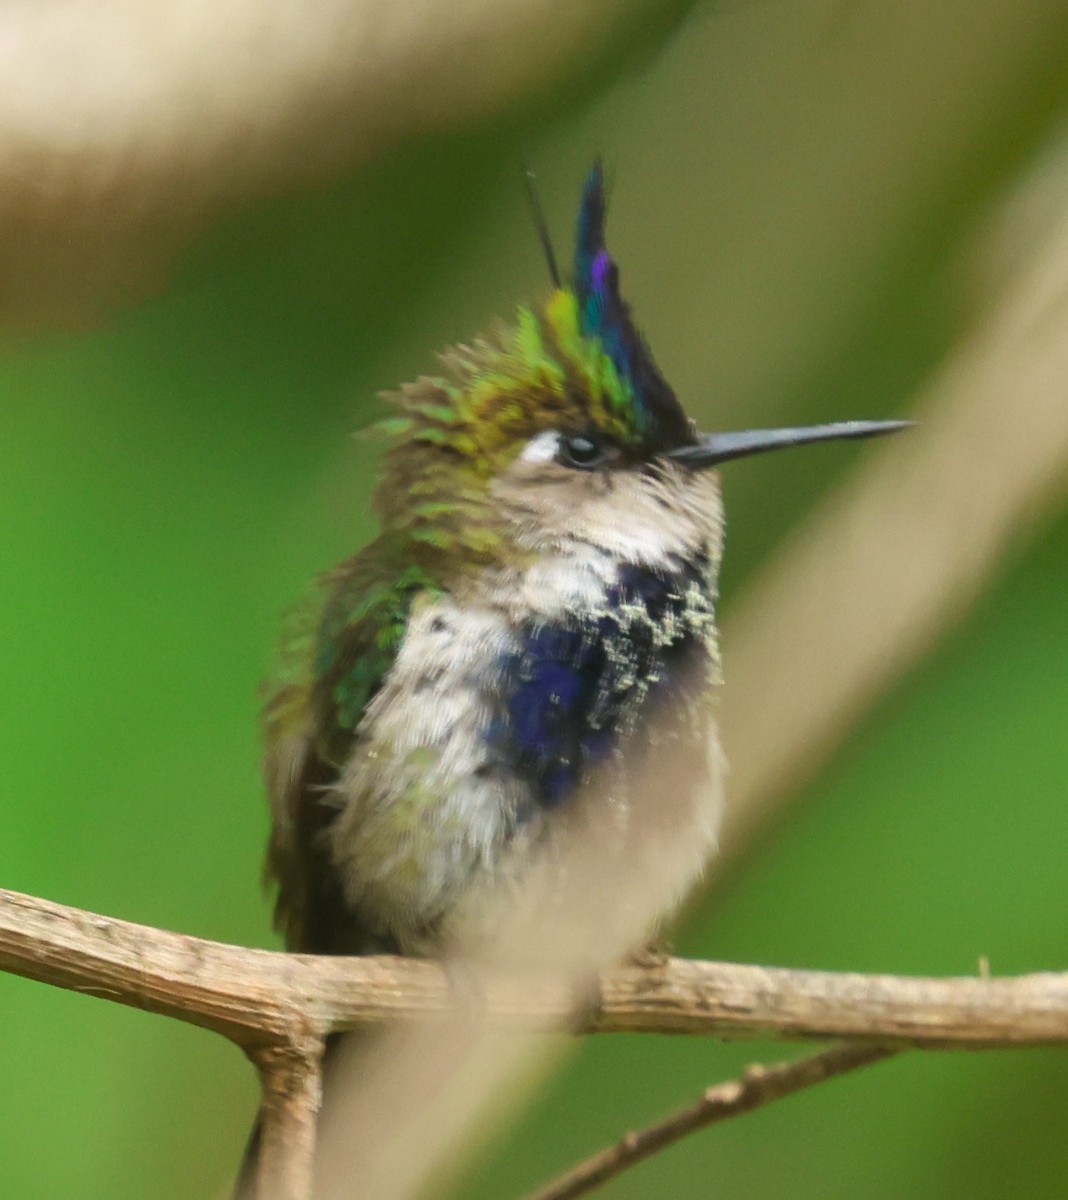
[664,419,912,468]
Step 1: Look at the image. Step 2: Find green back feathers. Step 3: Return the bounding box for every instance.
[267,549,440,760]
[313,557,439,750]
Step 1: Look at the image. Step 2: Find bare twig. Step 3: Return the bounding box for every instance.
[521,1043,897,1200]
[253,1035,325,1200]
[5,884,1066,1200]
[2,887,1068,1052]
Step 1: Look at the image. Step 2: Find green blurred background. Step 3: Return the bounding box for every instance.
[2,2,1067,1197]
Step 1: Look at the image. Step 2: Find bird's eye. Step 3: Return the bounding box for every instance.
[557,434,611,470]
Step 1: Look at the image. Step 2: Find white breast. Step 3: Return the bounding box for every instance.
[325,469,725,953]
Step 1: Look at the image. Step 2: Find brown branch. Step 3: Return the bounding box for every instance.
[1,885,1063,1200]
[521,1043,898,1200]
[2,887,1068,1051]
[252,1035,325,1200]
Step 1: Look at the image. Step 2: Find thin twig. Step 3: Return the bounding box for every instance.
[2,888,1068,1051]
[521,1043,897,1200]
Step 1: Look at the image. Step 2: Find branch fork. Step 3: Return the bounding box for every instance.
[2,885,1065,1199]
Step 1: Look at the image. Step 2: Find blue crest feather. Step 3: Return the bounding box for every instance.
[573,161,694,450]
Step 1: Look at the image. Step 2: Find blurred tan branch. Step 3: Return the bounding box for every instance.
[716,165,1068,862]
[0,0,658,328]
[4,887,1068,1052]
[521,1043,898,1200]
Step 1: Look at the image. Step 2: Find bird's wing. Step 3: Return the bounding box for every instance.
[262,547,437,953]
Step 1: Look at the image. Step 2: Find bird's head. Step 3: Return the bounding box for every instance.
[375,162,906,572]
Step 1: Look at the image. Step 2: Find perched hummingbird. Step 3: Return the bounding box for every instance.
[238,162,906,1195]
[260,163,905,964]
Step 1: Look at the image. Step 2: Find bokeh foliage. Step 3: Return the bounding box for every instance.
[2,2,1067,1197]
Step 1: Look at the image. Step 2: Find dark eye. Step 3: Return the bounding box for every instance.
[557,434,611,470]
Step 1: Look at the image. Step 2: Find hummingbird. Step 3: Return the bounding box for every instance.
[260,163,906,965]
[238,162,906,1195]
[260,160,908,960]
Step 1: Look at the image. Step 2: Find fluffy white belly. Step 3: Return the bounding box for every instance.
[325,542,723,953]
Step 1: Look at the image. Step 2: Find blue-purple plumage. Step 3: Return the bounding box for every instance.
[488,554,715,809]
[574,161,692,449]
